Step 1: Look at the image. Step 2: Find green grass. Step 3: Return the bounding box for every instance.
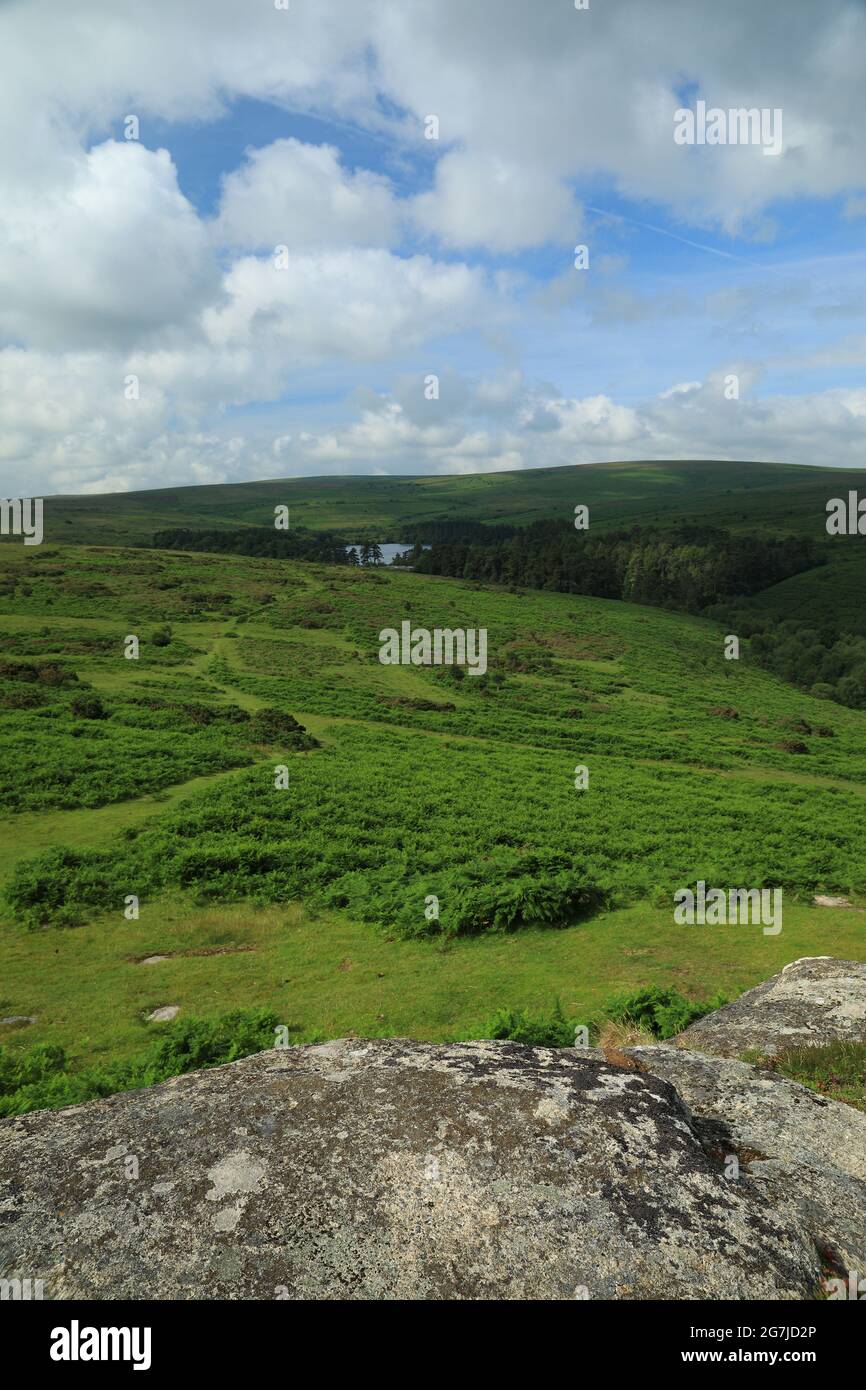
[0,763,269,884]
[3,896,863,1071]
[13,458,866,547]
[2,514,866,1080]
[746,1041,866,1112]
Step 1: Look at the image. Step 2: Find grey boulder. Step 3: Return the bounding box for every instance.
[625,1044,866,1276]
[0,1038,823,1301]
[674,957,866,1058]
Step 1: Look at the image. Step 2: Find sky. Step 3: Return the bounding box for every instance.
[1,0,865,498]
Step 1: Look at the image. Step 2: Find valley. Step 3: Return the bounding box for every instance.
[2,470,865,1101]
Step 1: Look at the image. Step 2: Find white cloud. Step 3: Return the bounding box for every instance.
[216,138,401,251]
[535,395,645,447]
[373,0,866,238]
[412,151,577,252]
[0,141,218,351]
[311,376,866,476]
[5,355,866,500]
[0,0,865,494]
[4,0,864,252]
[659,382,703,399]
[202,248,492,362]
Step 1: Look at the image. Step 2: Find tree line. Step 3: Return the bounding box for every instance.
[415,522,866,710]
[414,522,820,612]
[152,519,866,710]
[153,527,350,564]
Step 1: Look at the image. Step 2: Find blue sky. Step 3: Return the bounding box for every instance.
[1,0,865,496]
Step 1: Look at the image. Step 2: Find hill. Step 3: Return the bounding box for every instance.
[20,458,866,547]
[20,455,866,676]
[1,537,865,1090]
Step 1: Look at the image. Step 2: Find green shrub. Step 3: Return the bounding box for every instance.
[134,1008,280,1086]
[0,1043,129,1116]
[6,846,138,929]
[247,707,318,748]
[603,985,728,1039]
[474,985,725,1050]
[0,1008,283,1116]
[396,850,610,938]
[0,687,44,709]
[447,873,606,935]
[481,1001,576,1047]
[70,694,107,719]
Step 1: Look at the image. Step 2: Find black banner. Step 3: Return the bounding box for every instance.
[6,1297,859,1375]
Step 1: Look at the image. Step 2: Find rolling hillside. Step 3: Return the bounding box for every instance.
[22,458,866,546]
[21,457,866,665]
[2,535,865,1088]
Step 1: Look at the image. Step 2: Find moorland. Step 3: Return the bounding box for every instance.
[2,458,865,1113]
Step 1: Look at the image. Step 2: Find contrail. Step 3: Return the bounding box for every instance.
[585,205,742,261]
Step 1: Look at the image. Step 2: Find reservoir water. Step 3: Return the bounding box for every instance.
[344,542,429,565]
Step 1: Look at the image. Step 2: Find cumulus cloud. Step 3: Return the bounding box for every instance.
[0,141,218,351]
[0,0,864,493]
[374,0,866,238]
[202,249,492,362]
[4,0,865,248]
[411,151,577,252]
[5,351,866,499]
[216,138,401,251]
[255,375,866,480]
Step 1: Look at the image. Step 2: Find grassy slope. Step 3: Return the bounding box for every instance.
[20,458,866,546]
[747,546,866,636]
[1,537,865,1071]
[24,456,866,664]
[5,898,861,1069]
